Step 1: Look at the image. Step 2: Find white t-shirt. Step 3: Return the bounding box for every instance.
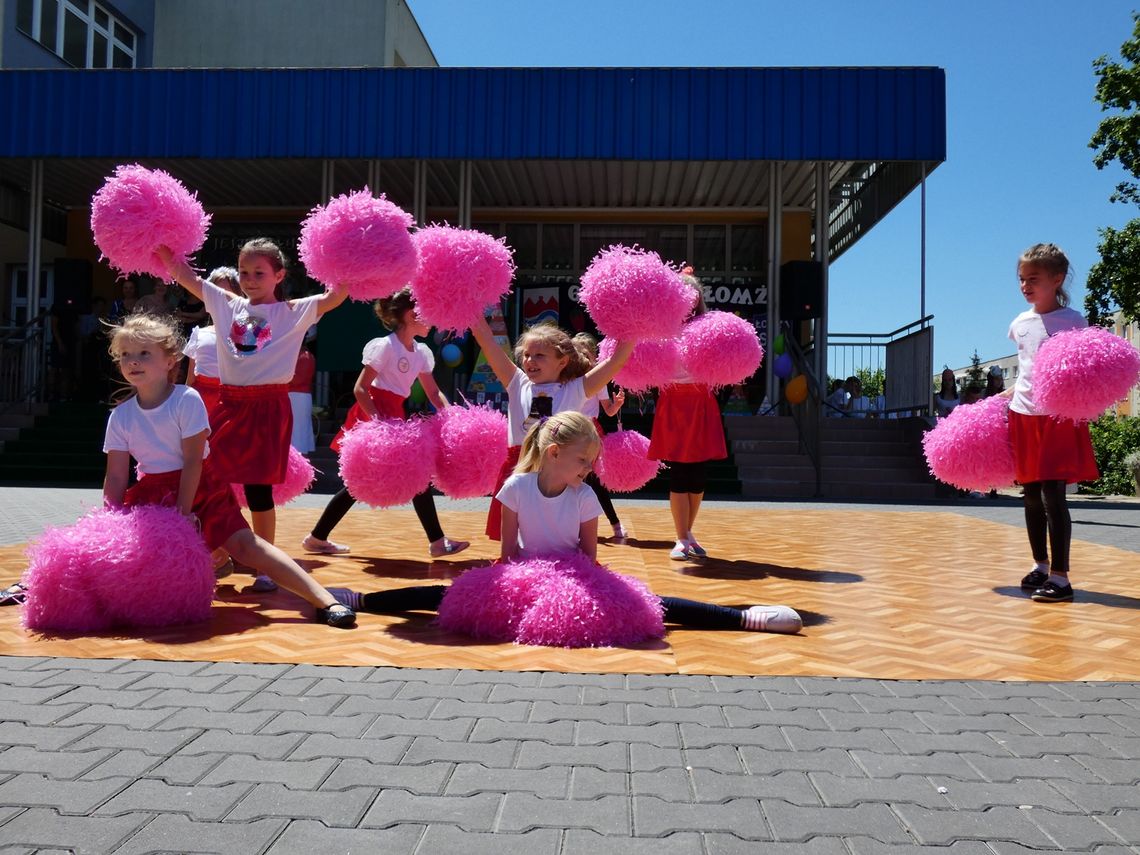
[201,280,321,386]
[183,326,220,379]
[505,368,587,447]
[362,335,435,398]
[496,471,603,558]
[580,385,612,419]
[848,395,874,419]
[103,385,210,475]
[1008,306,1087,416]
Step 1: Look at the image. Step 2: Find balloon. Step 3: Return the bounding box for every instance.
[441,343,464,367]
[409,381,428,405]
[773,334,786,355]
[773,353,794,379]
[786,375,808,405]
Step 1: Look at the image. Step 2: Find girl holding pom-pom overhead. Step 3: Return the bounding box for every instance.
[158,240,349,592]
[1005,244,1099,603]
[576,335,629,542]
[324,412,801,646]
[303,288,470,559]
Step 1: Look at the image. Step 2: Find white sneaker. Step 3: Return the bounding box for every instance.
[611,523,628,543]
[742,605,802,634]
[669,542,689,560]
[429,538,470,558]
[302,535,351,555]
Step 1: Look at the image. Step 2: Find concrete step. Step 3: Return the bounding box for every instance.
[740,478,938,501]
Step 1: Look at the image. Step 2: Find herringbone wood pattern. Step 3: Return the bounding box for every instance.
[2,507,1137,680]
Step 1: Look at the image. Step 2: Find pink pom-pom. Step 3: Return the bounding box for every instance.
[298,190,417,301]
[598,337,680,394]
[432,405,508,498]
[90,164,210,279]
[338,417,437,508]
[922,396,1017,492]
[411,225,515,331]
[233,447,315,508]
[438,552,665,648]
[22,506,213,633]
[1035,326,1140,422]
[579,246,696,341]
[678,311,764,388]
[595,429,662,493]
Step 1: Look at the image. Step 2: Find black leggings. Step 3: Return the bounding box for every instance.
[584,472,620,526]
[243,484,274,513]
[666,460,707,494]
[358,587,743,629]
[1023,480,1071,573]
[311,487,445,544]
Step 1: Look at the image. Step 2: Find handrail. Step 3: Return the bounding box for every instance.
[0,310,48,347]
[0,311,49,415]
[827,314,934,342]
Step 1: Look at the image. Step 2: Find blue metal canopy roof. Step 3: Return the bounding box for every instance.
[0,66,945,162]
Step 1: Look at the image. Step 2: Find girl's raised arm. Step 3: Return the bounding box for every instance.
[583,341,634,398]
[155,246,206,302]
[313,285,350,318]
[470,314,519,389]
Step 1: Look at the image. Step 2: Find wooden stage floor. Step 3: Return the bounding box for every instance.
[2,506,1138,682]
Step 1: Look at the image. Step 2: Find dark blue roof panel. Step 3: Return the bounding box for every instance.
[0,67,945,162]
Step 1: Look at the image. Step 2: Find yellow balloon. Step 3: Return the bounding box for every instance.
[785,374,809,405]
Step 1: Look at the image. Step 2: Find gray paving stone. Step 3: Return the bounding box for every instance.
[843,840,994,855]
[627,703,726,726]
[361,790,500,831]
[817,710,932,733]
[196,661,292,678]
[233,692,346,715]
[0,746,113,779]
[763,800,910,843]
[765,690,865,712]
[333,694,436,718]
[849,693,951,713]
[1033,697,1139,718]
[250,677,317,697]
[453,669,542,686]
[531,701,626,724]
[568,766,626,798]
[0,773,132,813]
[419,825,561,854]
[707,834,849,854]
[564,829,705,854]
[967,681,1072,700]
[95,779,250,821]
[809,772,948,808]
[780,726,897,753]
[0,685,74,704]
[67,725,199,755]
[264,820,424,855]
[691,769,819,805]
[1025,806,1129,850]
[47,686,163,709]
[30,658,124,672]
[1072,753,1140,783]
[226,782,374,826]
[371,666,457,685]
[499,792,629,834]
[738,746,864,777]
[683,744,749,772]
[0,656,52,670]
[989,731,1119,758]
[319,759,451,793]
[721,707,831,729]
[0,808,146,854]
[630,768,691,800]
[78,749,164,780]
[1108,715,1140,738]
[629,743,688,771]
[56,704,173,729]
[942,696,1051,716]
[891,803,1057,847]
[678,723,782,749]
[850,749,982,780]
[287,663,376,681]
[303,677,402,698]
[581,686,674,705]
[488,683,582,704]
[517,741,628,771]
[1050,779,1140,811]
[290,732,409,763]
[395,681,490,702]
[578,722,680,747]
[674,688,769,709]
[259,710,375,737]
[711,675,802,693]
[110,814,286,855]
[633,795,767,838]
[0,700,85,726]
[884,729,1012,756]
[628,674,716,690]
[140,688,255,712]
[154,707,276,734]
[966,752,1109,783]
[0,722,96,751]
[882,681,983,699]
[431,699,530,721]
[127,672,235,692]
[445,764,570,798]
[1017,713,1135,737]
[178,730,304,761]
[1057,682,1140,701]
[404,736,518,767]
[0,668,67,687]
[469,717,575,745]
[538,672,624,688]
[198,755,338,788]
[145,752,225,786]
[33,670,147,690]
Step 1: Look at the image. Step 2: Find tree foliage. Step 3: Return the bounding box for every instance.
[965,349,985,390]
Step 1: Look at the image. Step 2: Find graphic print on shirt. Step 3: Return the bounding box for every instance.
[228,308,272,356]
[522,393,553,436]
[397,355,410,374]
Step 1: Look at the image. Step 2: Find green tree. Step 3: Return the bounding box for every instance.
[965,349,984,390]
[1088,13,1140,324]
[854,366,885,399]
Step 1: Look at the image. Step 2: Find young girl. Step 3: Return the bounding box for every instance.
[183,267,241,417]
[577,335,629,541]
[159,241,349,564]
[1005,243,1099,603]
[469,314,634,540]
[647,271,727,561]
[327,412,801,637]
[102,315,355,627]
[303,289,469,558]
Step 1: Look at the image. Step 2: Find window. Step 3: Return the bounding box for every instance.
[15,0,137,69]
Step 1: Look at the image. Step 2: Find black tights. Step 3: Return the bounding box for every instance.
[584,472,620,526]
[1023,480,1071,573]
[311,487,445,544]
[358,587,743,629]
[243,484,274,513]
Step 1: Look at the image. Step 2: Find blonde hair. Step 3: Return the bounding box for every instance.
[207,266,240,295]
[515,411,600,475]
[513,322,592,381]
[107,314,185,401]
[1018,243,1071,308]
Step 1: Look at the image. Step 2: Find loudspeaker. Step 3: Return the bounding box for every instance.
[54,259,93,313]
[779,260,823,321]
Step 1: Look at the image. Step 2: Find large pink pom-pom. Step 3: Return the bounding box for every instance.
[598,337,679,394]
[1035,326,1140,422]
[233,447,315,508]
[90,164,210,280]
[411,225,515,331]
[678,311,764,388]
[438,552,665,648]
[22,506,213,633]
[298,190,417,301]
[432,405,508,498]
[922,396,1017,492]
[595,429,662,493]
[579,246,696,341]
[338,417,437,508]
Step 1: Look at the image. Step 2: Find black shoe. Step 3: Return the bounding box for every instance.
[1031,581,1074,602]
[317,603,357,628]
[1020,569,1048,590]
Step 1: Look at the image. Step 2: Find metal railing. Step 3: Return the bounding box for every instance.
[0,312,48,414]
[826,315,934,417]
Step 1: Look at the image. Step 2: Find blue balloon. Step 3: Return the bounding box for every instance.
[441,343,463,367]
[773,352,794,379]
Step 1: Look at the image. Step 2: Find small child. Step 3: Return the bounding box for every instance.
[328,412,801,638]
[183,267,241,416]
[303,289,469,558]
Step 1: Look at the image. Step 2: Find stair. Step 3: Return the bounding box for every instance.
[0,402,110,485]
[616,410,742,496]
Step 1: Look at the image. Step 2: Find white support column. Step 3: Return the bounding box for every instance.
[764,162,783,405]
[457,160,473,228]
[25,159,44,404]
[920,162,927,323]
[366,160,381,195]
[813,161,830,385]
[413,159,427,226]
[320,159,335,201]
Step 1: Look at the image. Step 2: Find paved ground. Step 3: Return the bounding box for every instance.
[0,486,1137,853]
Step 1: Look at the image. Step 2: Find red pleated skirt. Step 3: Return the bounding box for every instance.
[647,383,727,463]
[1008,410,1099,484]
[193,376,221,418]
[124,463,249,551]
[485,445,523,541]
[209,384,292,485]
[330,388,406,453]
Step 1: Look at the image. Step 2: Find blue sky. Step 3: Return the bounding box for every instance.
[409,0,1137,371]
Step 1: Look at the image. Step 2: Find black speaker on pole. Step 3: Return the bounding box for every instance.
[54,258,93,313]
[779,260,823,321]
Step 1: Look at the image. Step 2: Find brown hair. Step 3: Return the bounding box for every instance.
[106,314,185,402]
[681,272,709,318]
[207,266,241,295]
[1018,243,1071,308]
[514,322,592,381]
[239,238,288,301]
[515,411,600,475]
[375,288,416,331]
